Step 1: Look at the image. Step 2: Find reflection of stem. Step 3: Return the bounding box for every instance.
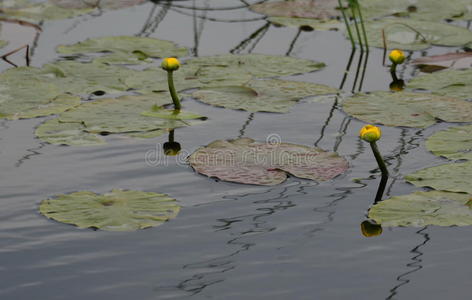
[373,174,388,204]
[2,44,29,67]
[314,96,339,147]
[230,23,270,54]
[357,50,369,91]
[167,71,181,110]
[168,129,175,143]
[390,64,399,81]
[351,49,364,93]
[286,28,302,56]
[238,113,254,138]
[339,48,356,90]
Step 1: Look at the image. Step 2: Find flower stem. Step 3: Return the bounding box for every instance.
[370,141,389,179]
[167,71,181,110]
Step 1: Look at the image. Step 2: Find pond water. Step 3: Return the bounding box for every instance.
[1,1,472,299]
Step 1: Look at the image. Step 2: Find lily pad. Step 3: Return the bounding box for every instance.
[408,68,472,101]
[57,36,188,65]
[412,52,472,72]
[39,189,180,231]
[51,0,147,10]
[188,138,348,185]
[426,125,472,161]
[405,161,472,194]
[368,191,472,227]
[268,16,343,31]
[36,94,205,146]
[342,91,472,128]
[191,79,339,113]
[250,0,341,20]
[351,18,472,50]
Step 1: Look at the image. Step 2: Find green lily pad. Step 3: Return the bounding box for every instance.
[351,18,472,50]
[188,138,348,185]
[57,36,188,65]
[36,119,106,146]
[426,125,472,161]
[141,107,207,120]
[408,68,472,101]
[342,91,472,128]
[268,16,343,31]
[51,0,147,10]
[368,191,472,227]
[405,161,472,194]
[0,66,81,120]
[250,0,341,20]
[39,189,180,231]
[191,79,338,113]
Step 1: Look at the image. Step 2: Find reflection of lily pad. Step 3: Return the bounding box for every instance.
[57,36,188,65]
[36,94,205,146]
[342,91,472,128]
[405,161,472,194]
[188,138,348,185]
[268,16,342,31]
[412,52,472,72]
[191,79,338,113]
[351,18,472,50]
[368,191,472,227]
[408,69,472,101]
[39,189,180,231]
[426,125,472,161]
[250,0,341,20]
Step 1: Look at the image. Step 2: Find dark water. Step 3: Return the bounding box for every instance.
[1,1,472,299]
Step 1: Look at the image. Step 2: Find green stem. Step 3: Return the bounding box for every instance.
[370,141,389,179]
[350,2,364,50]
[339,0,355,48]
[167,71,181,110]
[355,1,369,50]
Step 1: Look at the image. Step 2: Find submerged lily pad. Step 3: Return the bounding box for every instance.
[408,68,472,101]
[250,0,341,20]
[191,79,338,113]
[342,91,472,128]
[36,94,205,146]
[39,189,180,231]
[188,138,348,185]
[351,18,472,50]
[426,125,472,161]
[412,52,472,72]
[57,36,188,65]
[405,161,472,194]
[368,191,472,227]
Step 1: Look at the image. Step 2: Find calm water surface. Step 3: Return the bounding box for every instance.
[1,1,472,299]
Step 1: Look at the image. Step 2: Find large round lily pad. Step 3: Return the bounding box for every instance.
[191,79,338,113]
[188,138,348,185]
[39,189,180,231]
[342,91,472,128]
[36,94,205,146]
[351,18,472,50]
[250,0,341,20]
[368,191,472,227]
[426,125,472,161]
[57,36,188,65]
[405,161,472,194]
[408,68,472,101]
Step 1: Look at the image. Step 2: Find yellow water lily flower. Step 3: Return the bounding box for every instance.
[359,124,381,143]
[161,57,180,71]
[388,49,405,65]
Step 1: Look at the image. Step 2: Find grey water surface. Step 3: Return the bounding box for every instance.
[1,1,472,299]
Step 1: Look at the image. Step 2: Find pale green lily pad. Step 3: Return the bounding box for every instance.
[368,191,472,227]
[351,18,472,50]
[51,0,147,10]
[0,67,81,120]
[188,138,348,185]
[39,189,180,231]
[141,107,207,120]
[250,0,341,20]
[408,68,472,101]
[342,91,472,128]
[191,79,339,113]
[268,16,343,31]
[405,161,472,194]
[36,94,205,146]
[57,36,188,65]
[426,125,472,161]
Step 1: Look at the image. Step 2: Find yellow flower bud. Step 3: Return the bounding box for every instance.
[359,124,381,143]
[161,57,180,72]
[389,49,405,65]
[360,220,383,237]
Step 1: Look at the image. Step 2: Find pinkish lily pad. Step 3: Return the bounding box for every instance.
[188,138,348,185]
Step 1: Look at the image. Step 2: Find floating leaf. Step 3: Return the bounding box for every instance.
[268,16,343,31]
[39,189,180,231]
[141,107,207,120]
[188,138,348,185]
[191,79,338,113]
[426,125,472,161]
[51,0,147,10]
[412,52,472,72]
[36,119,106,146]
[342,91,472,128]
[408,68,472,101]
[351,18,472,50]
[57,36,188,65]
[405,161,472,194]
[368,191,472,227]
[250,0,341,20]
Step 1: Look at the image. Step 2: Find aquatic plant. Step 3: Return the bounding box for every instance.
[161,57,182,110]
[388,49,405,81]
